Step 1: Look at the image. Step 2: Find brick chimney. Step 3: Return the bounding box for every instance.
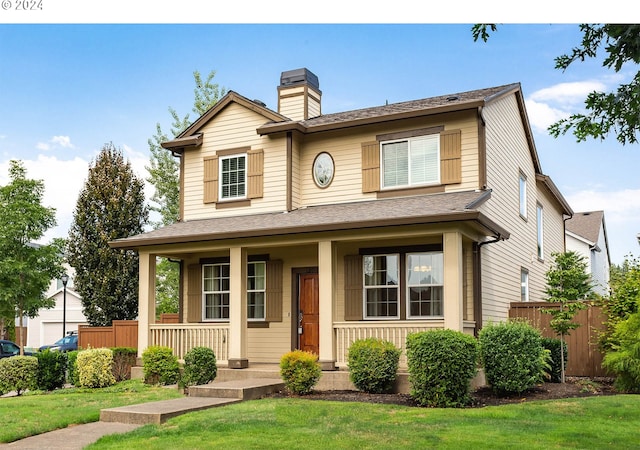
[278,68,322,121]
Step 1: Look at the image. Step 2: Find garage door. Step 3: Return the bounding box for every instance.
[41,322,82,347]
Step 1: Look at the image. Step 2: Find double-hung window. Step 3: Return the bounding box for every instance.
[407,252,444,318]
[536,204,544,259]
[381,134,439,189]
[247,261,266,320]
[519,172,527,219]
[363,254,399,319]
[220,154,246,200]
[203,263,230,320]
[521,269,529,302]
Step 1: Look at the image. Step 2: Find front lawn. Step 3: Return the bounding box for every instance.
[89,395,639,449]
[0,380,183,443]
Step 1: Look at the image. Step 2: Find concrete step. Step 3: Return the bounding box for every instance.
[188,378,285,401]
[100,397,241,425]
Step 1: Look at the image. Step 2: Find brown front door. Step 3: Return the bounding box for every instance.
[299,273,319,355]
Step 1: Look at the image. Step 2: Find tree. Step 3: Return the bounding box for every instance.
[472,24,640,145]
[0,160,64,353]
[146,70,226,317]
[543,251,593,382]
[67,144,149,326]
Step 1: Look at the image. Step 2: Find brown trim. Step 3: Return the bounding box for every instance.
[217,147,250,157]
[536,174,573,216]
[377,125,444,142]
[248,322,269,328]
[215,199,251,209]
[376,184,445,199]
[477,107,487,189]
[291,267,318,350]
[161,134,203,151]
[179,153,185,221]
[286,132,293,211]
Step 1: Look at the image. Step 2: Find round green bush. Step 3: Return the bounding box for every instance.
[279,350,321,395]
[406,329,479,407]
[0,356,38,395]
[182,347,217,387]
[77,348,116,388]
[36,349,68,391]
[142,346,180,385]
[479,320,548,395]
[66,350,80,386]
[541,337,568,383]
[348,338,401,393]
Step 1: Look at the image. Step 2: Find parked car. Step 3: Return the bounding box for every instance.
[0,340,33,358]
[39,332,78,352]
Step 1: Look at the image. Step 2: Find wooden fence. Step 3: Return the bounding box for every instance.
[78,320,139,350]
[509,302,609,377]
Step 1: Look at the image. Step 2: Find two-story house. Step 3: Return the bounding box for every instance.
[111,68,572,370]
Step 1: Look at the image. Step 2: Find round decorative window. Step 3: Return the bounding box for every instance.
[312,152,334,188]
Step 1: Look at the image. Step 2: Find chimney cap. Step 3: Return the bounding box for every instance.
[280,68,319,90]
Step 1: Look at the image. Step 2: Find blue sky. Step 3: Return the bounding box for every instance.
[1,18,639,264]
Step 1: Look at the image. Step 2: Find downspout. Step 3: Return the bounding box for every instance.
[286,131,293,212]
[562,213,573,252]
[473,235,503,336]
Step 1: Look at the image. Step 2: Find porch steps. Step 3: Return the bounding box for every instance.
[100,378,283,425]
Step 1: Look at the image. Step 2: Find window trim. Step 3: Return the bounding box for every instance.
[380,133,441,190]
[219,153,247,202]
[521,268,530,302]
[536,203,544,260]
[519,171,527,220]
[406,252,444,319]
[202,262,230,322]
[363,253,401,320]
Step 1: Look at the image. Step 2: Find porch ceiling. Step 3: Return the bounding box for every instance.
[109,190,509,250]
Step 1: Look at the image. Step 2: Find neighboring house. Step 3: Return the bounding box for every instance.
[566,211,611,297]
[111,68,572,369]
[25,270,86,349]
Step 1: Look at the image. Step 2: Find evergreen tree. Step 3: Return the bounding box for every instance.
[67,144,149,326]
[0,160,64,352]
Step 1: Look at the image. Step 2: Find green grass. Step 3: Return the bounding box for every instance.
[0,380,183,443]
[88,395,640,449]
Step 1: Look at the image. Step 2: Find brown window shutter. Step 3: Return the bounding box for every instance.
[186,264,202,322]
[247,149,264,199]
[344,254,363,321]
[440,129,461,185]
[203,156,218,203]
[265,259,283,322]
[361,141,380,193]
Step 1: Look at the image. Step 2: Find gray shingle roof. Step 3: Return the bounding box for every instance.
[111,190,508,249]
[566,211,605,244]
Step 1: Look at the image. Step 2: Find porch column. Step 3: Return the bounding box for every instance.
[137,251,156,357]
[318,240,336,370]
[228,246,248,368]
[443,231,464,331]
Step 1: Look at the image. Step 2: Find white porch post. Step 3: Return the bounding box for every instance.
[318,240,336,370]
[137,252,156,357]
[443,231,464,331]
[228,246,248,368]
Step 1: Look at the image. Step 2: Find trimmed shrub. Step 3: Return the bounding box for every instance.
[0,356,38,395]
[142,346,180,385]
[279,350,321,395]
[35,349,68,391]
[66,350,80,386]
[348,338,401,393]
[182,346,217,388]
[77,348,116,388]
[111,347,137,382]
[541,337,568,383]
[406,330,479,407]
[479,320,549,395]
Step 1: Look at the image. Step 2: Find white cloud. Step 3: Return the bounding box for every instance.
[51,136,74,148]
[36,142,50,151]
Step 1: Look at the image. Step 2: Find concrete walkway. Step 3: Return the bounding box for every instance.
[0,378,284,449]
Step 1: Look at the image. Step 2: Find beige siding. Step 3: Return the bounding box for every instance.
[479,94,566,324]
[182,103,287,221]
[298,112,480,207]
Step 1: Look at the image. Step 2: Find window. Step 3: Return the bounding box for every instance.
[381,134,439,189]
[519,172,527,218]
[247,262,266,320]
[363,255,399,318]
[521,269,529,302]
[536,204,544,259]
[220,154,246,200]
[407,252,444,317]
[203,263,230,320]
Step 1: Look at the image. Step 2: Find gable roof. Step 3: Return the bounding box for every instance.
[111,190,509,249]
[566,211,606,245]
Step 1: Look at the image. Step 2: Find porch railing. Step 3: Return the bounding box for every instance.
[334,320,476,368]
[149,323,229,361]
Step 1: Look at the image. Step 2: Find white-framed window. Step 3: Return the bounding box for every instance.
[219,154,246,200]
[407,252,444,318]
[521,268,529,302]
[519,172,527,219]
[381,134,439,189]
[363,254,399,319]
[203,263,230,320]
[247,261,266,320]
[537,203,544,259]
